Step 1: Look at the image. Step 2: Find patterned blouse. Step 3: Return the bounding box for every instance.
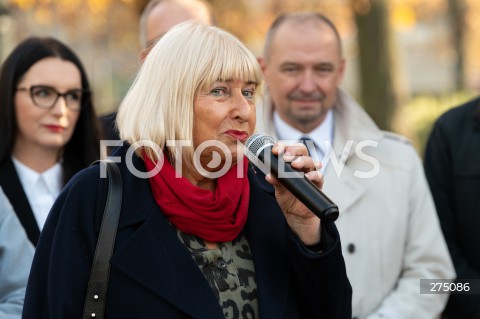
[174,229,259,319]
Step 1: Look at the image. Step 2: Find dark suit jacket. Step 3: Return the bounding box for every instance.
[0,157,40,245]
[23,145,352,319]
[424,97,480,318]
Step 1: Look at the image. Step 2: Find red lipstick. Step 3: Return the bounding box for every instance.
[44,125,65,133]
[225,130,248,142]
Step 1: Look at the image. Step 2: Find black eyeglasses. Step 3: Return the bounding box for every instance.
[17,85,88,111]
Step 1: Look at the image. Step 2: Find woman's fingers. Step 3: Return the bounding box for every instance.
[272,142,322,173]
[267,142,324,190]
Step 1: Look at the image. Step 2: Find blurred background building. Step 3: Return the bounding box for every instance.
[1,0,478,154]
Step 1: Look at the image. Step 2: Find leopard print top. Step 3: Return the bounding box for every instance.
[175,229,259,319]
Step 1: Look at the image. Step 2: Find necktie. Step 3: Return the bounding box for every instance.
[299,136,325,162]
[299,136,314,156]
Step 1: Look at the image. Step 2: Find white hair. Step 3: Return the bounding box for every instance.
[117,21,263,164]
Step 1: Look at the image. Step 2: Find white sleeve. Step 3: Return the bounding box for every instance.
[0,188,35,319]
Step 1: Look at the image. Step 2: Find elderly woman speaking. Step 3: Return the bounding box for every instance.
[24,22,352,319]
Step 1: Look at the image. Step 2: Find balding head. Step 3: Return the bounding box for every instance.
[263,12,342,63]
[139,0,213,56]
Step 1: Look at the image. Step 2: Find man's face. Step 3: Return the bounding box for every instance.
[260,22,345,133]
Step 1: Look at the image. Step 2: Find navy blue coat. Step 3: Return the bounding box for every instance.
[23,146,352,318]
[424,97,480,318]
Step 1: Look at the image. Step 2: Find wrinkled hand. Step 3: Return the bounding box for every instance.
[265,142,323,245]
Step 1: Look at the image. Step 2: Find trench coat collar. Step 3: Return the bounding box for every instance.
[331,89,382,162]
[323,90,379,213]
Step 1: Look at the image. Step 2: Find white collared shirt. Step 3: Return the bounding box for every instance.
[12,157,62,230]
[274,110,334,172]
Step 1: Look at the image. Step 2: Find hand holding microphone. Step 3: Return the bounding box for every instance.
[245,133,339,224]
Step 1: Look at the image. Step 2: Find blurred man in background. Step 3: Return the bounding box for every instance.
[256,12,455,319]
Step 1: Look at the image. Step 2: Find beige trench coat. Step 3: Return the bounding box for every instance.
[256,89,455,319]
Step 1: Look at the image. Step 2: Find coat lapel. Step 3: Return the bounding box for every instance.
[244,170,291,319]
[107,163,224,318]
[323,126,366,214]
[323,90,381,215]
[323,166,366,215]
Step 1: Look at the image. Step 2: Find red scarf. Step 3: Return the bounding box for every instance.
[143,155,250,242]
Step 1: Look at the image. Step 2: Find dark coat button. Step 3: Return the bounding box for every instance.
[216,258,227,270]
[347,243,355,254]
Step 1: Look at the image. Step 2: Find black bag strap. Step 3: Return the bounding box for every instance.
[82,160,122,319]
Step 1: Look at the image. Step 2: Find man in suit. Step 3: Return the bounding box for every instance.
[100,0,213,141]
[256,12,455,319]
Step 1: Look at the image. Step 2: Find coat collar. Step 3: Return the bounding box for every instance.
[107,149,291,318]
[321,90,379,213]
[332,89,382,161]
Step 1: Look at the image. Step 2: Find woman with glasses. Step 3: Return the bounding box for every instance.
[0,37,100,246]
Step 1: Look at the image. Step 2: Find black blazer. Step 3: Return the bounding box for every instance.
[424,97,480,318]
[24,145,352,318]
[0,157,40,245]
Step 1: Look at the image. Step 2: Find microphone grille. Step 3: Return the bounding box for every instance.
[245,133,275,156]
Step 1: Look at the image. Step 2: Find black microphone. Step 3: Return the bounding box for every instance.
[245,133,339,223]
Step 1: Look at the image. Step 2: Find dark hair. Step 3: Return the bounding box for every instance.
[0,37,100,185]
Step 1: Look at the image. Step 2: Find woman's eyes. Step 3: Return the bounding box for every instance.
[211,88,227,96]
[65,92,81,101]
[210,87,255,99]
[34,88,54,98]
[242,90,255,99]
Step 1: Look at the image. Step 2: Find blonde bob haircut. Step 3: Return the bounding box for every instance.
[116,21,263,165]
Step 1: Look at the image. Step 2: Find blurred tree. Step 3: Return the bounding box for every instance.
[0,1,10,60]
[131,0,149,15]
[206,0,251,41]
[265,0,286,15]
[6,0,141,114]
[351,0,399,131]
[5,0,478,121]
[446,0,466,91]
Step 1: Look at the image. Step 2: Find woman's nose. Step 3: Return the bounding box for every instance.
[232,92,253,121]
[50,96,69,116]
